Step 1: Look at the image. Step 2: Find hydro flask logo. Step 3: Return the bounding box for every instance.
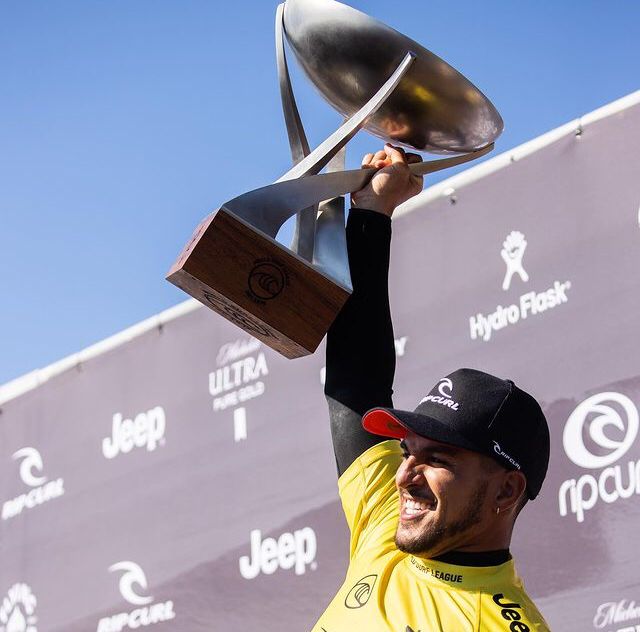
[468,230,571,342]
[0,583,38,632]
[501,230,529,291]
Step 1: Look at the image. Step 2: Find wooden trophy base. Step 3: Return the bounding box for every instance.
[167,208,351,359]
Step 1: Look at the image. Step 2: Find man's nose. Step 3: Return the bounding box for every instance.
[398,456,422,485]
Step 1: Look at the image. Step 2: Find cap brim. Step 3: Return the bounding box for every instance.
[362,407,482,453]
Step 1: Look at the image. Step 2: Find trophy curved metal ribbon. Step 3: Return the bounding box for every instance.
[167,0,503,358]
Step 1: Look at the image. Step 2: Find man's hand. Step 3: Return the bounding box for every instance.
[351,143,424,217]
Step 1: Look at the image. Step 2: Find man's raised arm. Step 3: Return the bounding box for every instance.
[324,145,423,477]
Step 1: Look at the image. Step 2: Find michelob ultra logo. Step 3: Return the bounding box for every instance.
[96,561,175,632]
[2,448,65,521]
[559,392,640,523]
[209,344,269,413]
[593,599,640,630]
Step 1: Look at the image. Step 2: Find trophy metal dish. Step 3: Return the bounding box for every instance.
[167,0,503,358]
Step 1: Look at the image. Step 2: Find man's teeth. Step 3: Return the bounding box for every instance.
[404,498,432,514]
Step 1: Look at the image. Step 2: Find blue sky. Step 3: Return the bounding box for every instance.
[1,1,639,385]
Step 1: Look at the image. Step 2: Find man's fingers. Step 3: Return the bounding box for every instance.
[361,153,374,167]
[384,143,407,165]
[362,150,390,169]
[373,149,387,163]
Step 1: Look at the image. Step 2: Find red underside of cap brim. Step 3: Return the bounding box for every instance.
[362,409,409,440]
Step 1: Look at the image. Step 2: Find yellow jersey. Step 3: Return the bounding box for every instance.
[312,440,551,632]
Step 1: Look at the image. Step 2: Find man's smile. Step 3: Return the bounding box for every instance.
[400,492,437,522]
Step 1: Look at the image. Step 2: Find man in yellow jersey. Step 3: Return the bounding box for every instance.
[317,144,551,631]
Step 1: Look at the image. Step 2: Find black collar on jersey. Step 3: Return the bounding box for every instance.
[433,549,511,567]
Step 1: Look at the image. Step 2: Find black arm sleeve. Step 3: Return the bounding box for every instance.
[324,208,396,477]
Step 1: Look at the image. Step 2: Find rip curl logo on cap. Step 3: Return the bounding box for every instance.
[437,378,453,398]
[501,230,529,291]
[492,441,521,470]
[420,378,459,411]
[563,392,639,469]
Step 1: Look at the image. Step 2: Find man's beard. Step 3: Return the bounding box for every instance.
[395,480,488,556]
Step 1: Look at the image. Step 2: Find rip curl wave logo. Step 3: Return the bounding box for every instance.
[344,575,377,609]
[109,562,154,606]
[0,583,38,632]
[559,391,640,523]
[2,448,65,521]
[97,562,175,631]
[13,449,47,487]
[437,378,454,398]
[246,259,288,304]
[420,378,459,411]
[563,392,638,469]
[501,231,529,291]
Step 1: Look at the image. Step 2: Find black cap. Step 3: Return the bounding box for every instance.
[362,368,550,499]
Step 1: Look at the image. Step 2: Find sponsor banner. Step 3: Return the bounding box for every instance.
[0,98,639,631]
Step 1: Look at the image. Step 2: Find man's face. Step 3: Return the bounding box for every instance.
[395,431,502,558]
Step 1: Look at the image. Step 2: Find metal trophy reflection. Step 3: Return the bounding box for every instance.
[167,0,503,358]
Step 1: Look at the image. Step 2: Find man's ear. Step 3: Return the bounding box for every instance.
[495,470,527,513]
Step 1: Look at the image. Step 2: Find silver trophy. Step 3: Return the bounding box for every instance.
[167,0,503,358]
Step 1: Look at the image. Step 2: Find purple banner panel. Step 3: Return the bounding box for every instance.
[0,93,639,631]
